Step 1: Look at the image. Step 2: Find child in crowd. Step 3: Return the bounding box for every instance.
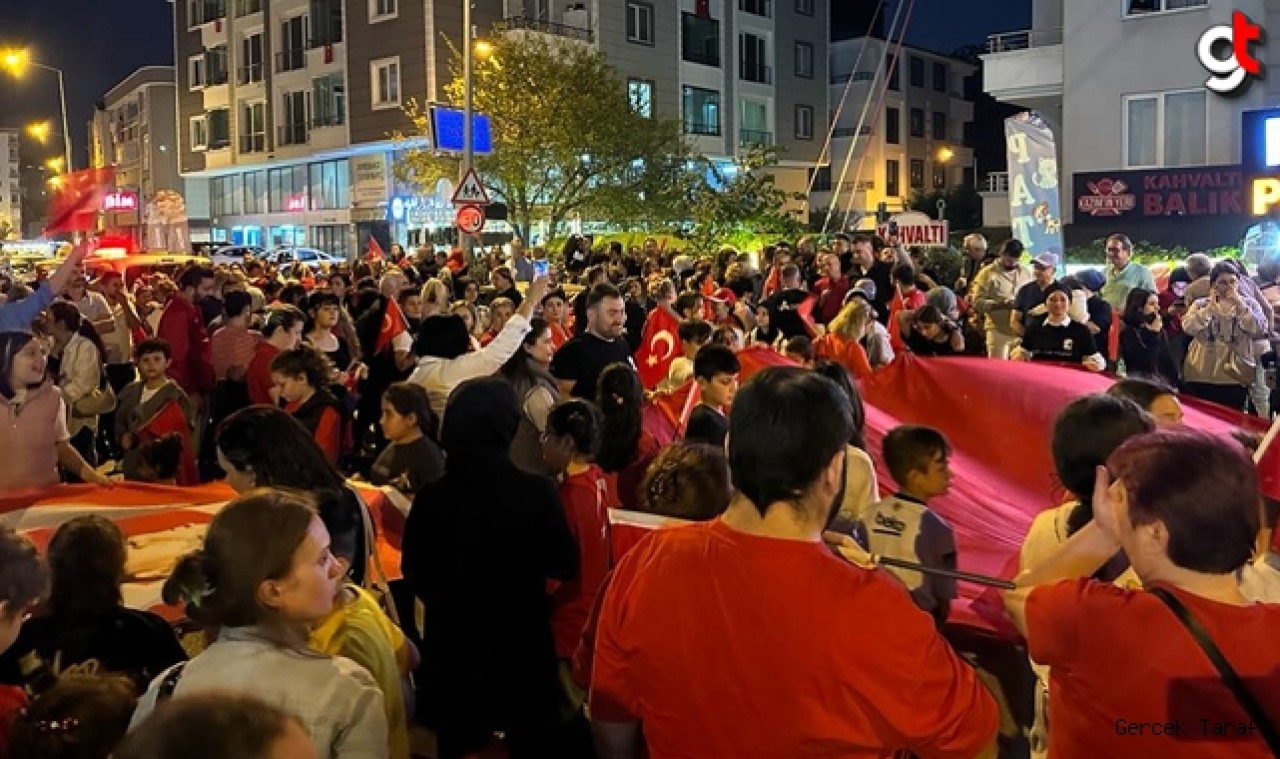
[7,675,136,759]
[748,304,780,347]
[0,528,49,749]
[270,345,346,466]
[662,320,713,391]
[638,442,733,521]
[114,339,195,483]
[480,298,515,347]
[860,425,958,627]
[116,693,317,759]
[683,344,740,449]
[783,335,813,366]
[133,433,185,484]
[370,383,445,495]
[675,291,705,322]
[310,492,416,759]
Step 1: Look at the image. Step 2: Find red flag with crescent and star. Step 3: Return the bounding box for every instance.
[43,167,116,234]
[374,296,410,355]
[366,235,386,262]
[635,305,683,389]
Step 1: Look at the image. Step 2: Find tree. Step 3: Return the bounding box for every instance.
[394,34,688,243]
[908,184,981,230]
[679,146,806,256]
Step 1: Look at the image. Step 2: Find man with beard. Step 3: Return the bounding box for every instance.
[551,283,635,399]
[590,367,998,759]
[972,239,1034,359]
[848,234,894,323]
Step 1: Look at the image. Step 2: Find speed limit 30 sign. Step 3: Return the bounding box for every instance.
[454,204,486,235]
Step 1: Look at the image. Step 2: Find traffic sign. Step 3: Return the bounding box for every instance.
[455,204,486,235]
[451,168,491,205]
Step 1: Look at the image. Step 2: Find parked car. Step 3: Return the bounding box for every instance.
[268,246,345,269]
[210,245,267,267]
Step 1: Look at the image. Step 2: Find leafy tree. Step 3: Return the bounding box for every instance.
[908,185,981,230]
[679,146,806,256]
[394,34,687,243]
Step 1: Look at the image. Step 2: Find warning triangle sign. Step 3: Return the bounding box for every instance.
[451,168,491,205]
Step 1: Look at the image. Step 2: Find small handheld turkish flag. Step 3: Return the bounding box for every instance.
[44,167,116,235]
[366,236,386,262]
[635,305,683,389]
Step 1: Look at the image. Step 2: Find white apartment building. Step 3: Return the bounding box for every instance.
[0,131,20,238]
[982,0,1280,249]
[812,36,975,229]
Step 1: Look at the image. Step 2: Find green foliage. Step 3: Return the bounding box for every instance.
[393,34,688,242]
[680,145,807,257]
[907,185,982,230]
[915,246,964,290]
[1063,237,1241,265]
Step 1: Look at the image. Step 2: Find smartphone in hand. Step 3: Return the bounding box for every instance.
[533,259,550,278]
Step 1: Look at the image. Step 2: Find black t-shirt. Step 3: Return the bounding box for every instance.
[624,300,647,353]
[1023,319,1097,364]
[1085,295,1113,355]
[550,332,635,399]
[904,326,960,357]
[370,436,446,494]
[765,289,813,340]
[0,607,187,694]
[684,404,728,448]
[1014,281,1053,326]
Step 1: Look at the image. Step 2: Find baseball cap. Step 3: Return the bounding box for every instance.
[848,278,877,303]
[1032,252,1059,269]
[707,287,737,305]
[1076,268,1105,292]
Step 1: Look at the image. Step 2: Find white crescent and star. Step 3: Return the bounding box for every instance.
[646,329,675,367]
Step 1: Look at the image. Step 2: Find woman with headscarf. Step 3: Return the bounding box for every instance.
[401,378,578,759]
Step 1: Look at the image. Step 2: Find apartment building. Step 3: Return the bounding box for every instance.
[982,0,1280,249]
[810,37,975,228]
[88,67,196,245]
[0,131,19,238]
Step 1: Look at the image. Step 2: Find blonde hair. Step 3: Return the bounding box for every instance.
[963,233,988,251]
[420,278,451,311]
[828,299,873,341]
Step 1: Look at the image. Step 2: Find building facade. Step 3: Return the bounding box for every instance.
[171,0,828,254]
[0,131,20,238]
[982,0,1279,248]
[811,37,976,230]
[88,67,198,246]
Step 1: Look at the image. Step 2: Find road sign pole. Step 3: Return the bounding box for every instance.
[462,0,475,261]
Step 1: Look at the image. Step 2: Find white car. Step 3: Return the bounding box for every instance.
[269,246,345,269]
[210,245,267,267]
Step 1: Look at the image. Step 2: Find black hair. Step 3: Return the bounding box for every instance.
[223,290,253,318]
[382,382,438,439]
[812,360,867,450]
[177,266,214,291]
[278,283,307,307]
[784,335,813,361]
[586,283,622,310]
[269,344,334,389]
[0,332,37,399]
[728,367,852,514]
[693,343,740,381]
[882,425,951,488]
[48,301,107,365]
[1051,394,1155,536]
[134,337,172,362]
[306,290,341,311]
[138,433,184,482]
[0,527,47,620]
[414,313,471,359]
[215,406,345,491]
[675,292,704,316]
[999,239,1024,257]
[891,264,916,287]
[913,304,944,325]
[1209,260,1240,284]
[499,317,551,386]
[541,289,567,307]
[315,489,359,564]
[1122,287,1156,328]
[545,399,604,458]
[8,675,136,759]
[1107,377,1177,411]
[42,516,127,661]
[397,287,420,307]
[595,362,645,474]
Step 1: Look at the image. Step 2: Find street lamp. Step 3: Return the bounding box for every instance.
[45,156,64,173]
[937,146,955,163]
[27,121,52,143]
[1,49,73,172]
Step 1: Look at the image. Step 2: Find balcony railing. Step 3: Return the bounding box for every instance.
[982,172,1009,193]
[206,67,229,86]
[239,134,266,153]
[311,113,345,129]
[236,64,264,85]
[739,128,773,147]
[277,122,309,146]
[739,62,772,84]
[684,121,721,137]
[275,48,306,73]
[986,27,1063,53]
[234,0,261,15]
[738,0,772,18]
[497,16,593,42]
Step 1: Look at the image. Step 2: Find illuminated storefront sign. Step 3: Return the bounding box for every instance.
[103,191,138,212]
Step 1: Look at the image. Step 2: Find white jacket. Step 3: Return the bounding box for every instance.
[59,333,103,435]
[409,313,531,418]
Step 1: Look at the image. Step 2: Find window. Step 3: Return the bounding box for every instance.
[188,0,226,27]
[190,116,209,151]
[740,99,770,145]
[794,42,814,79]
[210,175,243,216]
[909,108,924,138]
[310,225,349,258]
[885,107,900,144]
[681,13,720,67]
[909,56,924,87]
[239,33,264,84]
[371,57,400,109]
[739,0,771,17]
[626,1,654,45]
[682,86,721,135]
[235,0,261,16]
[886,159,900,197]
[208,109,230,149]
[1125,0,1207,15]
[268,166,308,212]
[1124,90,1206,168]
[810,166,831,191]
[206,45,229,85]
[240,101,266,153]
[243,170,266,213]
[886,54,899,90]
[932,62,948,93]
[739,33,770,84]
[910,158,924,188]
[795,0,814,15]
[931,111,947,140]
[312,74,345,127]
[308,159,349,210]
[310,0,343,45]
[627,79,654,118]
[369,0,395,22]
[933,163,947,189]
[188,55,206,90]
[794,105,814,140]
[277,16,306,71]
[280,91,309,145]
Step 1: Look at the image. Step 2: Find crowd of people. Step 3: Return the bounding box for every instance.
[0,230,1275,758]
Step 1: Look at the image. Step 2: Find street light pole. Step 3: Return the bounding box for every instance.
[52,66,72,172]
[461,0,474,259]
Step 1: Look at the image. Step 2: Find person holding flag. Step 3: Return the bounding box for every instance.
[634,288,685,390]
[115,339,197,484]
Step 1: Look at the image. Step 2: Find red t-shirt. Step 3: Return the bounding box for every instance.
[1028,579,1280,758]
[607,431,662,512]
[888,290,928,353]
[246,342,281,406]
[589,519,998,758]
[552,465,613,658]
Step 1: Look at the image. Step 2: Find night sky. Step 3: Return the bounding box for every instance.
[0,0,1029,170]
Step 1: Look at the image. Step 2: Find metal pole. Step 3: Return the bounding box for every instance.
[461,0,474,260]
[56,67,71,171]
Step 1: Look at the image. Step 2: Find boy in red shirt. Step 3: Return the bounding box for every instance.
[590,367,998,759]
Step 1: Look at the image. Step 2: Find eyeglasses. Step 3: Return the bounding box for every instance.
[1105,247,1125,253]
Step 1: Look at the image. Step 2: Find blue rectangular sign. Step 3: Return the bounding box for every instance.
[432,107,493,154]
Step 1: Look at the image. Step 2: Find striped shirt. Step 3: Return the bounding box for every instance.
[210,324,262,381]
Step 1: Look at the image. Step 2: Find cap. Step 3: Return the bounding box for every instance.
[1032,252,1059,269]
[707,286,737,304]
[1076,268,1105,292]
[851,278,877,301]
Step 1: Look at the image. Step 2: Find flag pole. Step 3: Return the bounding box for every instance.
[1253,413,1280,465]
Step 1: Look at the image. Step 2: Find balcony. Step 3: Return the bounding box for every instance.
[684,120,721,137]
[739,62,772,85]
[739,128,773,147]
[189,0,227,26]
[234,0,260,15]
[206,67,229,87]
[981,27,1063,103]
[497,16,593,43]
[239,134,266,154]
[738,0,771,18]
[277,122,309,146]
[236,64,264,85]
[311,113,345,130]
[275,48,306,73]
[980,171,1010,226]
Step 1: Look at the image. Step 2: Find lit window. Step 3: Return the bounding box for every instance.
[371,58,401,109]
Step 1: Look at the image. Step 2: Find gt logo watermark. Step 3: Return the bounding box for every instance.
[1198,11,1264,95]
